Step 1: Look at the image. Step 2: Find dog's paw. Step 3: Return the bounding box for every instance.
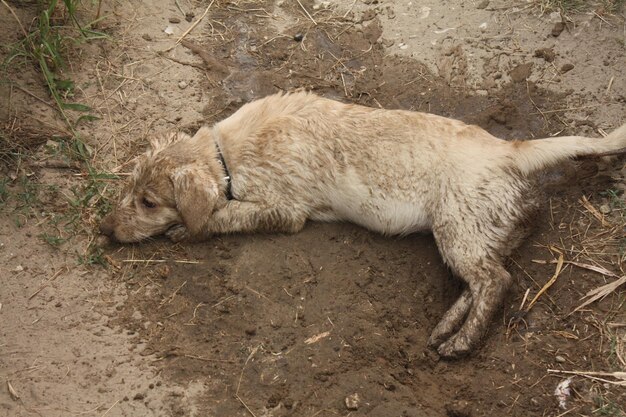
[166,224,189,242]
[436,333,473,359]
[427,332,449,350]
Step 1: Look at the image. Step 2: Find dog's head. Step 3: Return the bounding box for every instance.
[100,129,223,243]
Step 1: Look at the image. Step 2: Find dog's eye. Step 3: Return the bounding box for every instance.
[142,197,157,209]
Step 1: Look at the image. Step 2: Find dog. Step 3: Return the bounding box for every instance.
[100,91,626,358]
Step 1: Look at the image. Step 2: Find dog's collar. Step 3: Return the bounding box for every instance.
[215,141,233,200]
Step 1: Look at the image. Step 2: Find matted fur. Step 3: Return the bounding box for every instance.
[100,92,626,358]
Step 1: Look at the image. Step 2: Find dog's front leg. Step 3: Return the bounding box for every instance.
[168,201,307,241]
[206,201,307,235]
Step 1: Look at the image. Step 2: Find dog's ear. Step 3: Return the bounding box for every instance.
[170,165,220,237]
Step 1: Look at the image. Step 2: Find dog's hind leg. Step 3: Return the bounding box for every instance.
[427,289,472,348]
[435,256,512,358]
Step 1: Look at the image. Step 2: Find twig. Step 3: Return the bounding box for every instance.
[212,294,235,309]
[28,268,66,300]
[579,196,610,228]
[7,381,19,400]
[99,400,119,417]
[235,345,260,417]
[548,369,626,386]
[529,104,601,115]
[1,0,28,38]
[606,76,614,94]
[525,248,564,312]
[296,0,317,25]
[121,259,201,264]
[184,354,235,363]
[343,0,358,18]
[175,0,215,45]
[569,275,626,316]
[592,11,614,27]
[159,281,187,307]
[12,84,55,109]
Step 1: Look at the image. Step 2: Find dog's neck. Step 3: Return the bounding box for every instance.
[214,141,233,200]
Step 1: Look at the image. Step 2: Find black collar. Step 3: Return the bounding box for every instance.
[215,142,233,200]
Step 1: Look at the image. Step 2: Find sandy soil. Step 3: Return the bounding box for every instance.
[1,1,625,416]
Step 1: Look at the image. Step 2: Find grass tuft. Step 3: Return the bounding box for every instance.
[1,0,114,265]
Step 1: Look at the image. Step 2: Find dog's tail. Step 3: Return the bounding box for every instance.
[512,122,626,175]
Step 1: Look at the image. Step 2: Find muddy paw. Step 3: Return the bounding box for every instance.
[166,224,189,242]
[436,334,472,359]
[428,324,458,348]
[427,331,450,349]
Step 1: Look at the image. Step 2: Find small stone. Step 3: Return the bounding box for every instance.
[599,204,611,214]
[551,22,565,37]
[142,34,152,41]
[185,12,195,22]
[560,63,574,73]
[294,33,304,42]
[555,355,566,363]
[178,81,188,89]
[163,25,175,35]
[476,0,489,9]
[534,47,556,62]
[12,265,24,273]
[479,22,488,32]
[345,393,360,410]
[245,327,257,336]
[133,393,145,401]
[169,17,181,23]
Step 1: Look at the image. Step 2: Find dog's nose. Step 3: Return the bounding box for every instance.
[99,215,116,238]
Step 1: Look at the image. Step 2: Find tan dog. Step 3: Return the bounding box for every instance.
[100,91,626,358]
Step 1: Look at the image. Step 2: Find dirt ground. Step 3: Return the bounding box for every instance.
[1,1,626,416]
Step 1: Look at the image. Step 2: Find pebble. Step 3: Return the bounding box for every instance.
[551,22,565,37]
[476,0,489,9]
[345,393,360,410]
[294,33,304,42]
[178,81,188,89]
[169,17,181,24]
[555,355,566,363]
[599,204,611,214]
[560,63,574,73]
